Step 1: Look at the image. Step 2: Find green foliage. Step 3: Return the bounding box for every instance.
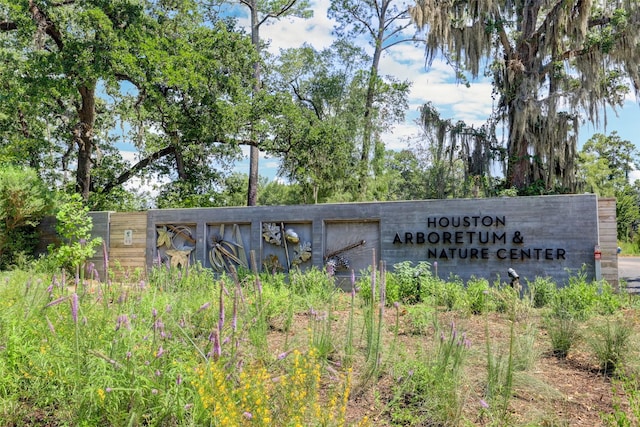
[544,315,581,359]
[389,321,470,426]
[440,279,466,311]
[385,261,432,304]
[616,186,640,242]
[597,282,625,315]
[602,373,640,426]
[527,276,557,308]
[587,316,633,374]
[550,270,601,321]
[47,194,102,272]
[0,166,51,268]
[1,261,639,424]
[464,277,493,314]
[405,303,435,335]
[289,267,337,302]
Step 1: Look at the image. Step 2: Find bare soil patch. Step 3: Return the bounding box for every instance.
[267,300,640,426]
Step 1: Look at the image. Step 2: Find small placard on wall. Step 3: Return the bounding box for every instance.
[124,230,133,246]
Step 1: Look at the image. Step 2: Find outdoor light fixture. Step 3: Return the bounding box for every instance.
[508,267,520,289]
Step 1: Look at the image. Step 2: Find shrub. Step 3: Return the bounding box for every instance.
[47,193,102,274]
[464,277,493,315]
[0,166,51,268]
[405,303,435,335]
[550,274,599,321]
[387,261,432,304]
[588,316,632,374]
[544,315,581,359]
[596,282,625,315]
[527,276,557,308]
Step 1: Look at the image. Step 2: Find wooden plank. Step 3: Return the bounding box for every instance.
[108,212,148,278]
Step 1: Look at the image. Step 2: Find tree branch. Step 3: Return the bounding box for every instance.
[28,0,64,50]
[259,0,298,26]
[100,145,176,195]
[0,21,17,31]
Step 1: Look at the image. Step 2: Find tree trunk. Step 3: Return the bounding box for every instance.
[357,4,387,199]
[76,83,96,201]
[247,2,260,207]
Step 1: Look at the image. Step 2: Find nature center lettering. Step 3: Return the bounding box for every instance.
[392,215,566,261]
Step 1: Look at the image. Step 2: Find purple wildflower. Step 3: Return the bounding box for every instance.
[102,241,109,273]
[218,288,225,333]
[198,302,211,312]
[480,399,489,409]
[176,374,183,385]
[152,308,158,318]
[46,316,56,335]
[243,412,253,420]
[70,293,79,324]
[45,296,67,308]
[115,314,130,331]
[106,387,112,393]
[255,277,263,295]
[156,345,165,358]
[151,389,158,395]
[277,350,291,360]
[184,403,193,410]
[126,351,132,360]
[209,329,221,360]
[231,290,238,331]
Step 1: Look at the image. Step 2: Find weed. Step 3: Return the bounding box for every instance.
[545,314,581,359]
[588,316,632,374]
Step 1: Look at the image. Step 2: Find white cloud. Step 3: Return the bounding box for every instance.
[136,2,638,184]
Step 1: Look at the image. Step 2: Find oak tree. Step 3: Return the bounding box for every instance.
[409,0,640,193]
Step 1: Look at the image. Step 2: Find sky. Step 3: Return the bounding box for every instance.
[121,0,640,185]
[242,0,639,181]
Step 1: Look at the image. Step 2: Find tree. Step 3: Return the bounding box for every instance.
[1,0,153,200]
[579,131,640,192]
[329,0,413,198]
[112,20,257,209]
[577,131,640,241]
[413,102,499,198]
[1,1,257,207]
[267,39,410,202]
[266,42,367,203]
[409,0,640,194]
[210,0,312,206]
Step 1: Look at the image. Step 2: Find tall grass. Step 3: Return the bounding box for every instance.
[0,262,636,426]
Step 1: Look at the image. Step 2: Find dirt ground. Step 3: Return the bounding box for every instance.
[268,301,640,427]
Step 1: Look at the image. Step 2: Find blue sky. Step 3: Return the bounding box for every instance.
[239,0,639,181]
[119,0,639,184]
